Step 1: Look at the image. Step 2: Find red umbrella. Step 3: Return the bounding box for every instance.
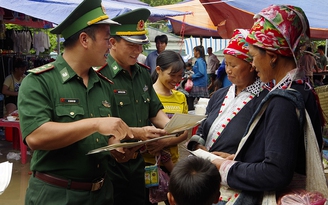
[200,0,328,39]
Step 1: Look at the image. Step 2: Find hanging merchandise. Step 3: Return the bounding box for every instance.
[0,8,5,40]
[11,30,32,53]
[32,31,50,55]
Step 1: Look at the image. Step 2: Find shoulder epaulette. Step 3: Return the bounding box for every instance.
[93,63,107,72]
[28,63,54,74]
[96,71,114,84]
[137,62,151,71]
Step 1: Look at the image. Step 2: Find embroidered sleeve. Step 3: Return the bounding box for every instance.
[219,160,237,186]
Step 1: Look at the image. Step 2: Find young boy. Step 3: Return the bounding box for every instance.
[167,156,221,205]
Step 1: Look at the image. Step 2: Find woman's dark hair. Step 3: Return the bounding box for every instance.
[194,45,206,64]
[151,50,185,83]
[14,58,27,68]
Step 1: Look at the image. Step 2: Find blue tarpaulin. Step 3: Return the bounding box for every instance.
[0,0,190,27]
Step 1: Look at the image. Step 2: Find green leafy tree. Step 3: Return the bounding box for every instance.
[140,0,182,6]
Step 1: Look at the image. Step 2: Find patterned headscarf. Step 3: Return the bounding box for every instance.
[223,29,252,63]
[246,5,310,63]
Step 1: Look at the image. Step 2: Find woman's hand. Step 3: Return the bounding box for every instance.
[212,151,235,159]
[195,144,208,151]
[211,158,227,170]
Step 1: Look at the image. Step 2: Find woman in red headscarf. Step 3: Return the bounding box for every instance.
[188,29,268,157]
[211,5,325,205]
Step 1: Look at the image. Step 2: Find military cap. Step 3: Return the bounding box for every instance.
[51,0,119,39]
[110,8,150,45]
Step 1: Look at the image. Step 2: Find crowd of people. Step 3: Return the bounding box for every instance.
[11,0,328,204]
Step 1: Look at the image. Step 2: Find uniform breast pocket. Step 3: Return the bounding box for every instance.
[98,107,112,117]
[55,105,85,121]
[114,95,132,108]
[141,93,151,104]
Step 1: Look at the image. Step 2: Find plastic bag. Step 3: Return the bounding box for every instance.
[184,79,193,92]
[278,189,327,205]
[6,152,20,160]
[149,167,170,203]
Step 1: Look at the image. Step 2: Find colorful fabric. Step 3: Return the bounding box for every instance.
[246,5,310,62]
[223,29,252,63]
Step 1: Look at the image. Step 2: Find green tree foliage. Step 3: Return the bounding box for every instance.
[140,0,182,6]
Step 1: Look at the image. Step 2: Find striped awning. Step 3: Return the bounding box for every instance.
[184,37,230,56]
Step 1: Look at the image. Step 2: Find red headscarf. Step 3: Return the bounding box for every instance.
[246,5,310,63]
[224,29,252,63]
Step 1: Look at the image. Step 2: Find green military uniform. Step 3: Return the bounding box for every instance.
[18,0,119,204]
[96,8,164,205]
[98,55,163,205]
[20,55,114,203]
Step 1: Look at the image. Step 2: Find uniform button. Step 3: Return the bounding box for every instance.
[70,112,74,116]
[147,98,150,102]
[96,138,99,142]
[108,114,111,117]
[97,164,100,168]
[90,113,93,117]
[136,100,138,103]
[139,120,141,123]
[120,102,123,106]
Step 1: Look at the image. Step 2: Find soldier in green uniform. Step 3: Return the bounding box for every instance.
[18,0,133,204]
[97,8,185,205]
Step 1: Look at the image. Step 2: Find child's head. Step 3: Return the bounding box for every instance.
[167,156,221,205]
[185,62,192,71]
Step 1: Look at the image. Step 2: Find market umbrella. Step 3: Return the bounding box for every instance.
[200,0,328,39]
[157,0,220,38]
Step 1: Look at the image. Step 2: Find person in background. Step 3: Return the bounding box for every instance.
[299,46,318,85]
[145,34,168,74]
[317,45,327,71]
[187,45,209,110]
[206,47,220,94]
[49,48,58,60]
[184,62,194,78]
[167,156,221,205]
[97,9,170,205]
[211,5,323,204]
[18,0,133,204]
[151,50,188,172]
[188,29,268,164]
[137,49,147,64]
[217,59,232,88]
[2,58,27,115]
[175,62,193,97]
